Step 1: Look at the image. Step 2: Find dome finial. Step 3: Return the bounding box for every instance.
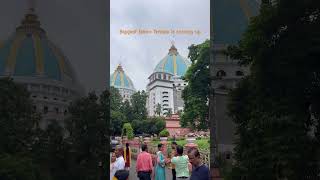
[169,41,178,55]
[117,63,123,71]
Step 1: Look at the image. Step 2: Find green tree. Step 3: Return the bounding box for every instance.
[150,117,166,135]
[110,87,122,112]
[164,108,172,117]
[120,100,133,123]
[130,91,148,121]
[65,92,108,180]
[110,87,126,135]
[122,123,134,140]
[0,153,42,180]
[0,78,40,154]
[227,1,320,179]
[181,40,210,130]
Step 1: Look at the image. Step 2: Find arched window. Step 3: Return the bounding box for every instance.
[216,70,226,77]
[43,106,48,114]
[235,70,244,76]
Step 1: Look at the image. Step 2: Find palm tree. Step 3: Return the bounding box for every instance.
[155,103,162,116]
[164,108,172,117]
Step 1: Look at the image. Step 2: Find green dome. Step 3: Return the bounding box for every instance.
[0,9,77,82]
[154,44,190,77]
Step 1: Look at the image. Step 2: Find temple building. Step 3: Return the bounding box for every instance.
[165,114,190,137]
[0,7,83,128]
[146,43,191,116]
[212,0,260,156]
[110,64,136,102]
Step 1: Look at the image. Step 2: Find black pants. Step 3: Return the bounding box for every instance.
[172,169,176,180]
[137,171,151,180]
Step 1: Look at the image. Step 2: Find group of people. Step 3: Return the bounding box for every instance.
[110,142,209,180]
[136,142,209,180]
[110,143,131,180]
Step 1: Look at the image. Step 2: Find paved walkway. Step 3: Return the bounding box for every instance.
[129,159,172,180]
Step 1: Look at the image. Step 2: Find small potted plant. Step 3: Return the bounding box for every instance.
[159,129,170,141]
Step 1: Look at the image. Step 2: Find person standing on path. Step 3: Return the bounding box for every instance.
[110,152,117,180]
[169,145,190,180]
[136,144,153,180]
[188,148,210,180]
[124,143,131,170]
[111,145,125,180]
[155,143,166,180]
[170,142,178,180]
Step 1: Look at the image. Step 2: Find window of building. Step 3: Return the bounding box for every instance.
[43,106,48,114]
[226,152,231,159]
[217,70,227,77]
[43,96,48,99]
[235,71,244,76]
[158,74,161,79]
[164,74,167,80]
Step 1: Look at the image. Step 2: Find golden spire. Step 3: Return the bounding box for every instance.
[116,63,124,72]
[28,0,36,12]
[169,41,178,55]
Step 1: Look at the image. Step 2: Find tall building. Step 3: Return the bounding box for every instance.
[212,0,260,155]
[110,64,136,102]
[146,44,191,116]
[0,7,83,128]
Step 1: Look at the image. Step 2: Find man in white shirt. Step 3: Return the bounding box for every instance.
[111,145,125,179]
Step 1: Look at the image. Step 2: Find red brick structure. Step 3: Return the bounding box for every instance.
[165,114,190,137]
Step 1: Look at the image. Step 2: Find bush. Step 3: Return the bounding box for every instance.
[122,123,134,140]
[159,129,170,137]
[196,137,201,140]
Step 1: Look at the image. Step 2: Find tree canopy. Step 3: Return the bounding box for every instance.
[181,40,210,130]
[227,1,320,179]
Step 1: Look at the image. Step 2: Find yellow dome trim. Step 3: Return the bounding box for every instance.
[5,34,24,74]
[120,71,124,87]
[112,71,118,86]
[48,42,66,75]
[33,34,44,75]
[161,56,168,72]
[173,55,177,75]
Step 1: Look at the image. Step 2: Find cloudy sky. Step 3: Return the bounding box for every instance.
[0,0,108,93]
[111,0,210,91]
